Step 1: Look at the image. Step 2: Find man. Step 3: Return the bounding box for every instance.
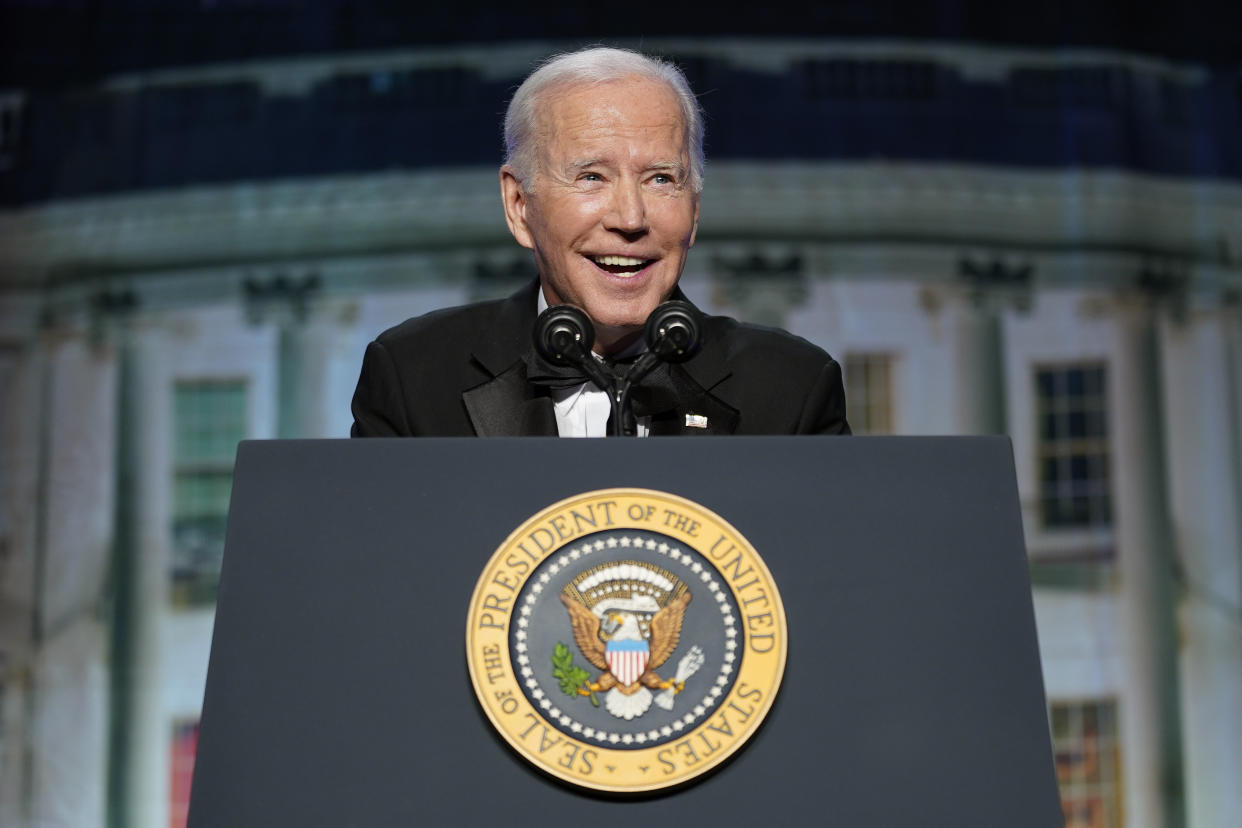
[351,47,849,437]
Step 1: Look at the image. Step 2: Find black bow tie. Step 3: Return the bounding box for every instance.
[523,349,604,390]
[522,345,681,420]
[522,344,644,390]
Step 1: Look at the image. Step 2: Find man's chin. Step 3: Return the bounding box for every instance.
[586,291,674,329]
[585,317,648,355]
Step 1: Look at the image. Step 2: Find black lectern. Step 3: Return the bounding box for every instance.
[188,437,1062,826]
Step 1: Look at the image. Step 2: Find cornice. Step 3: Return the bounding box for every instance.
[95,37,1208,94]
[2,162,1238,291]
[0,168,504,287]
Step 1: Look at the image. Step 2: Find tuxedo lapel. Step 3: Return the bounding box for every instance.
[462,281,558,437]
[462,362,557,436]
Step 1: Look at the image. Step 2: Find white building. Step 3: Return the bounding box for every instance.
[1,39,1240,828]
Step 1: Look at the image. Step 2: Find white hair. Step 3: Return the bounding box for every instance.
[503,46,705,193]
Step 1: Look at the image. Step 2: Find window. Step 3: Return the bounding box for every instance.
[171,381,246,607]
[844,353,894,434]
[1052,699,1123,828]
[169,719,199,828]
[1035,364,1111,528]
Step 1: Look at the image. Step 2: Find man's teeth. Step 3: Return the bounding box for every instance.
[593,256,647,267]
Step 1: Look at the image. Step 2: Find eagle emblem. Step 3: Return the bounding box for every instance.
[558,561,705,720]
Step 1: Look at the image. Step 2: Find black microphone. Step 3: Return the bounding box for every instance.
[533,305,595,366]
[532,304,615,396]
[643,300,701,363]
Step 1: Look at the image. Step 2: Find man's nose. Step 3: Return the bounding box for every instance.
[603,180,648,234]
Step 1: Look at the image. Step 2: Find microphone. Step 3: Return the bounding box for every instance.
[533,304,595,366]
[643,300,701,363]
[532,304,614,394]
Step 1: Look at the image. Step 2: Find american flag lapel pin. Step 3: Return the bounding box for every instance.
[684,413,709,429]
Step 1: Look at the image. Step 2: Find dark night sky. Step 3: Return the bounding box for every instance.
[2,0,1240,90]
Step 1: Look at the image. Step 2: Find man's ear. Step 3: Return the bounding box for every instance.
[499,166,535,250]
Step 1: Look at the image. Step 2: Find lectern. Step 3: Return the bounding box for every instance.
[188,436,1062,826]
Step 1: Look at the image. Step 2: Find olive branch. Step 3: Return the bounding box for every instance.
[552,642,599,707]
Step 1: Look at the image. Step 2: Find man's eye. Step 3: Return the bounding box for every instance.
[581,172,603,182]
[651,174,675,185]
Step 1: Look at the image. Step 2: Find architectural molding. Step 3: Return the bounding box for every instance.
[94,37,1209,95]
[3,163,1239,293]
[241,271,321,326]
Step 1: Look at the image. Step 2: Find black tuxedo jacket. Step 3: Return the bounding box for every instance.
[350,281,850,437]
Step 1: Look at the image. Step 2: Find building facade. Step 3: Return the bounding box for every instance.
[1,38,1241,828]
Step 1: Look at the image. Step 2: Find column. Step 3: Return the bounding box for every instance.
[1112,302,1185,828]
[1159,304,1242,828]
[709,251,807,329]
[948,294,1006,435]
[0,336,45,828]
[18,309,122,827]
[109,314,170,828]
[277,307,350,439]
[244,272,341,439]
[950,255,1030,435]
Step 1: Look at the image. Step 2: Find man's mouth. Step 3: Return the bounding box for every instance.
[590,255,654,276]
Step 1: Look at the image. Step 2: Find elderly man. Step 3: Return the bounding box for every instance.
[351,47,849,437]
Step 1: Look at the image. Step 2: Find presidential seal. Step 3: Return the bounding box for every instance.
[465,489,787,793]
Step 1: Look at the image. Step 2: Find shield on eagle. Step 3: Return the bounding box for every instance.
[606,638,649,687]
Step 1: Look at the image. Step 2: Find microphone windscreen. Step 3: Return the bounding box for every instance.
[533,305,595,366]
[644,300,701,363]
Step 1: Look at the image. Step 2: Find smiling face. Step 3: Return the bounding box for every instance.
[500,76,700,354]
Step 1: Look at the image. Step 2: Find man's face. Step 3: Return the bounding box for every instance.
[500,76,700,353]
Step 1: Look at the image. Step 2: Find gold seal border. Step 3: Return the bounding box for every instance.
[465,488,787,793]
